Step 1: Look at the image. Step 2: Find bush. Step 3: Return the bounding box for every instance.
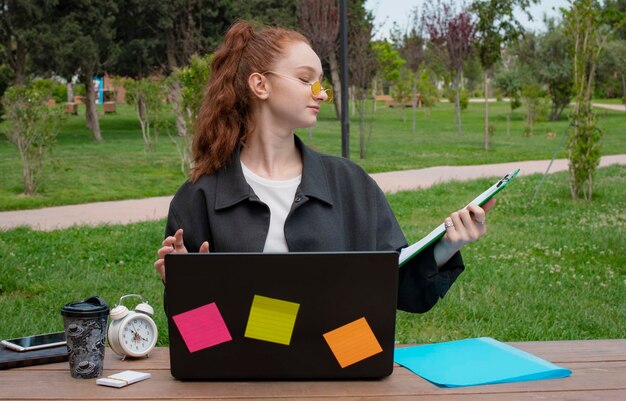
[416,71,439,108]
[123,77,168,152]
[2,84,66,195]
[32,79,67,103]
[170,54,213,174]
[446,88,469,110]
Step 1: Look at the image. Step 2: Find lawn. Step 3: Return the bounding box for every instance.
[1,100,625,210]
[0,166,624,345]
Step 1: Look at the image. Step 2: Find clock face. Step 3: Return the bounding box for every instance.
[122,316,156,355]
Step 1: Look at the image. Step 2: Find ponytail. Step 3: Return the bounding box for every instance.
[191,21,309,182]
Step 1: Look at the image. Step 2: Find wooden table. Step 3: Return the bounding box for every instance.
[1,340,624,400]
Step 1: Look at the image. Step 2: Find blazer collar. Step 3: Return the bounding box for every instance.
[214,135,333,210]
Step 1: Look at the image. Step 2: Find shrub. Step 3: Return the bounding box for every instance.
[446,87,469,110]
[32,79,67,103]
[2,85,66,195]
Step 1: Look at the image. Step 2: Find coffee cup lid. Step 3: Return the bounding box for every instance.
[61,296,109,318]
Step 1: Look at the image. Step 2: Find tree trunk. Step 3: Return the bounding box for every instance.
[550,103,558,121]
[372,78,377,113]
[84,75,103,141]
[484,70,489,151]
[328,52,342,120]
[620,72,626,109]
[165,31,179,74]
[22,151,35,195]
[66,82,74,103]
[351,86,356,117]
[12,41,27,85]
[412,71,418,135]
[506,112,510,137]
[137,94,150,148]
[455,70,462,137]
[359,98,365,160]
[169,79,188,137]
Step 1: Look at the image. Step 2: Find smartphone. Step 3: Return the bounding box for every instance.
[1,332,66,352]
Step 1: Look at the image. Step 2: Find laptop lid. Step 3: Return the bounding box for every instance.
[164,252,398,380]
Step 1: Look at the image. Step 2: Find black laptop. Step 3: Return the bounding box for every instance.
[164,252,399,380]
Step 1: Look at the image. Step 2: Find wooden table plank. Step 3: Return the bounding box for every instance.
[2,361,625,399]
[1,340,624,400]
[509,339,626,363]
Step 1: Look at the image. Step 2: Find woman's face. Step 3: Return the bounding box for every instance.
[263,41,329,130]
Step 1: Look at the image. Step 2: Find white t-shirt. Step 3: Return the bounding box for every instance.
[241,162,302,252]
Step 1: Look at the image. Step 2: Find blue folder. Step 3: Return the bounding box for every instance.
[394,337,572,387]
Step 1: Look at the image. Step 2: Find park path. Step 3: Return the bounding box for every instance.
[461,99,625,112]
[0,155,624,232]
[592,103,626,112]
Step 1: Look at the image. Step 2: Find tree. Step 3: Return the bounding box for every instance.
[113,0,231,138]
[471,0,535,149]
[2,84,65,195]
[372,39,405,114]
[563,0,607,201]
[297,0,340,118]
[123,77,168,152]
[602,0,626,39]
[348,0,377,159]
[425,1,476,137]
[536,19,574,121]
[392,8,427,134]
[170,54,213,175]
[390,71,412,122]
[595,39,626,100]
[231,0,297,28]
[520,82,542,135]
[416,69,440,115]
[34,0,118,142]
[0,0,46,85]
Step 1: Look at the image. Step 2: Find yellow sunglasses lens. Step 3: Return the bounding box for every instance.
[325,88,333,103]
[311,81,333,103]
[311,81,322,95]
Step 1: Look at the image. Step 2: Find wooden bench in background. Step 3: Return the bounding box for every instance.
[103,101,116,114]
[64,102,78,115]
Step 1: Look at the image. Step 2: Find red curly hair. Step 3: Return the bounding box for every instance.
[190,21,309,182]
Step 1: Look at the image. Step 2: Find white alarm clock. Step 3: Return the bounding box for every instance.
[107,294,158,358]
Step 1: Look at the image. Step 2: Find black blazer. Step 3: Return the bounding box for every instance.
[165,135,464,313]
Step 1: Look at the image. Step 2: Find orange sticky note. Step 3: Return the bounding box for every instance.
[323,317,383,368]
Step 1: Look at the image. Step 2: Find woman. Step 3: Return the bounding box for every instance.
[154,21,495,313]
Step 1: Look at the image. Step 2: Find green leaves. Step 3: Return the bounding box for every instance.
[2,84,67,195]
[174,54,213,127]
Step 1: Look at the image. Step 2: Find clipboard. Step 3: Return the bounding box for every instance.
[398,169,519,267]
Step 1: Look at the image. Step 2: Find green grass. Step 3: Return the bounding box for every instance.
[1,166,624,344]
[1,101,625,210]
[593,98,626,105]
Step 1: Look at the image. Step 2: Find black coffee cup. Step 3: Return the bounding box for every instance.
[60,296,109,379]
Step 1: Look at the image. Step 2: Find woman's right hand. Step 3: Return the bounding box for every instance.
[154,228,209,282]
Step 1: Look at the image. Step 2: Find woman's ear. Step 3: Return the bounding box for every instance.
[248,73,270,100]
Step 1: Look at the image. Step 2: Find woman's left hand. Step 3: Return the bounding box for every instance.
[434,198,497,267]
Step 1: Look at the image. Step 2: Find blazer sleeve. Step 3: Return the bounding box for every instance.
[372,183,465,313]
[397,244,464,313]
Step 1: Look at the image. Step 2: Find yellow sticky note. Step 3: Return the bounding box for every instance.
[323,317,383,368]
[244,295,300,345]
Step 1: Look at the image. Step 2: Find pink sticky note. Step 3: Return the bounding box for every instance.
[172,303,232,353]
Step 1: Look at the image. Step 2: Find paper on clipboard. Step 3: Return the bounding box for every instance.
[398,169,519,267]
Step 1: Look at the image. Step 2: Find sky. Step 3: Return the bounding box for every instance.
[365,0,570,40]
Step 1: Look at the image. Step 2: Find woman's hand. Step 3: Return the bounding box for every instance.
[154,228,209,282]
[434,198,497,267]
